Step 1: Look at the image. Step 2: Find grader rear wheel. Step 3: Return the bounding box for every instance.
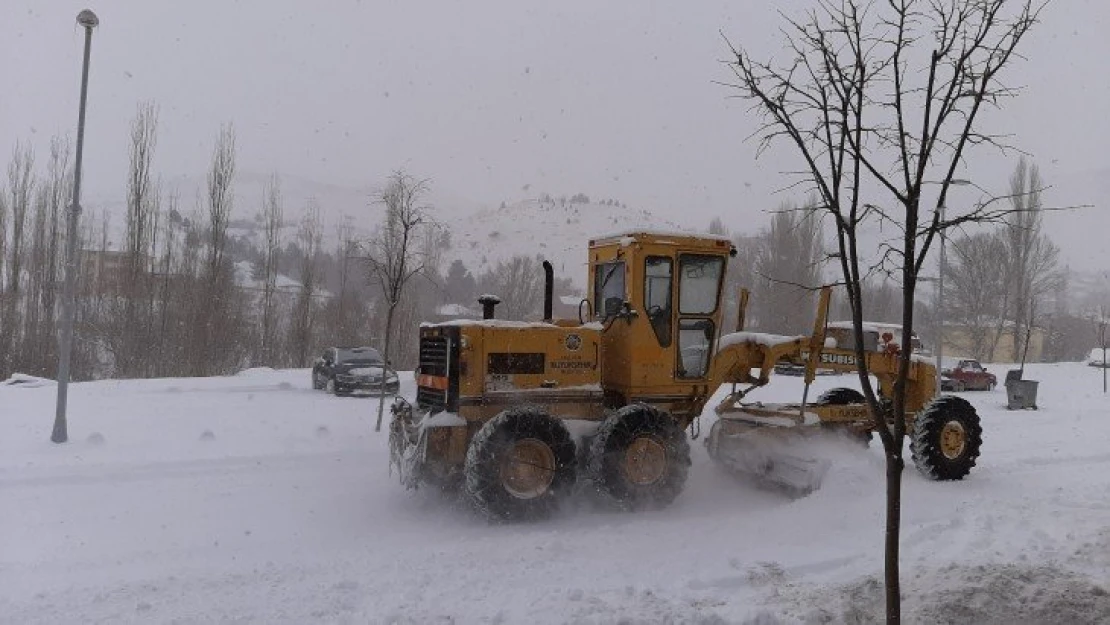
[910,395,982,481]
[464,407,577,522]
[588,404,690,510]
[498,438,557,499]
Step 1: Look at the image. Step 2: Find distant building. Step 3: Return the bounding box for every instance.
[79,249,154,295]
[554,294,585,320]
[940,323,1045,364]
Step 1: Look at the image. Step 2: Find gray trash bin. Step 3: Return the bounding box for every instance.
[1005,377,1039,410]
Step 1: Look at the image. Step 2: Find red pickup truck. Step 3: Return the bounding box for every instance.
[941,359,997,391]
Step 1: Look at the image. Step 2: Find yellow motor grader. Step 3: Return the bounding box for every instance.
[389,231,982,520]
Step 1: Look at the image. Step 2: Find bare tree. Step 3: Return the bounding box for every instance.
[116,101,159,377]
[329,215,366,348]
[944,231,1009,361]
[1004,158,1062,360]
[478,255,545,321]
[707,216,728,236]
[289,199,322,367]
[386,223,448,370]
[19,137,71,376]
[1,143,35,378]
[830,275,903,325]
[259,174,284,365]
[192,125,237,376]
[752,202,824,333]
[726,1,1045,620]
[153,189,181,377]
[362,171,432,432]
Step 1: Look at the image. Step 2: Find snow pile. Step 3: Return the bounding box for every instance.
[1,373,55,387]
[762,562,1110,624]
[236,366,277,375]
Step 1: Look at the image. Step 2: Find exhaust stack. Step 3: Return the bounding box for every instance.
[542,260,554,322]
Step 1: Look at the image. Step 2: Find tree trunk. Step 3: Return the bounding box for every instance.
[884,452,904,623]
[375,302,397,432]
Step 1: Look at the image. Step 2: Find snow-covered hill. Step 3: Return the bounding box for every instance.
[87,177,692,289]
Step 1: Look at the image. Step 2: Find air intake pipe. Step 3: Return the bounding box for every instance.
[542,260,554,322]
[478,294,501,320]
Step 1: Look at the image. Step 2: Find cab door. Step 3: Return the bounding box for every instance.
[674,254,725,381]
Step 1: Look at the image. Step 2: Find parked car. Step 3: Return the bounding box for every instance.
[312,346,400,396]
[1087,347,1109,368]
[941,358,996,391]
[940,371,967,392]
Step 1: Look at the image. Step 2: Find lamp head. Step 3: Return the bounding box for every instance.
[77,10,99,28]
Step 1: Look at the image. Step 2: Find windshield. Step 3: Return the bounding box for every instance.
[678,255,724,315]
[593,260,626,319]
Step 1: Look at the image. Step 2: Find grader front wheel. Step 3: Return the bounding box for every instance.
[464,407,577,522]
[588,404,691,510]
[910,396,983,481]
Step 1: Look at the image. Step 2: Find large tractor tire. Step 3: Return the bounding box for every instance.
[815,387,873,446]
[464,406,577,522]
[587,404,690,510]
[910,395,982,481]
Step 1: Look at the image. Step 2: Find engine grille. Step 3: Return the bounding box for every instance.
[420,336,449,377]
[416,328,459,413]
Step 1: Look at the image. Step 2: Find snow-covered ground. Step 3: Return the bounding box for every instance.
[3,364,1110,624]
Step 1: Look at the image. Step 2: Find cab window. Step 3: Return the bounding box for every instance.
[643,256,673,347]
[678,254,724,315]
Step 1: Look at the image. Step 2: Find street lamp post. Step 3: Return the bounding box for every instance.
[53,9,99,444]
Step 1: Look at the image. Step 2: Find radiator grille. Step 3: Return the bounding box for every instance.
[416,330,458,413]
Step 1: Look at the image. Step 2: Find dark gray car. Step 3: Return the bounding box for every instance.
[312,346,400,396]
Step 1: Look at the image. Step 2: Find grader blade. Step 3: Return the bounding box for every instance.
[706,415,832,495]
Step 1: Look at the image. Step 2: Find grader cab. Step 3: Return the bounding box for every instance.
[390,231,983,521]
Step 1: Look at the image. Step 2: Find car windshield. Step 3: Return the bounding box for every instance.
[336,348,382,365]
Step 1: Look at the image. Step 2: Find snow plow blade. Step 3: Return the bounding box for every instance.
[705,416,832,495]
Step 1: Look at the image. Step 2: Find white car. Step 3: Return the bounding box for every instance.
[1087,347,1109,368]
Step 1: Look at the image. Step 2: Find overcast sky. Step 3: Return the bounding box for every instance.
[2,1,1107,269]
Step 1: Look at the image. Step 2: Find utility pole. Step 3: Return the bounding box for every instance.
[53,9,100,444]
